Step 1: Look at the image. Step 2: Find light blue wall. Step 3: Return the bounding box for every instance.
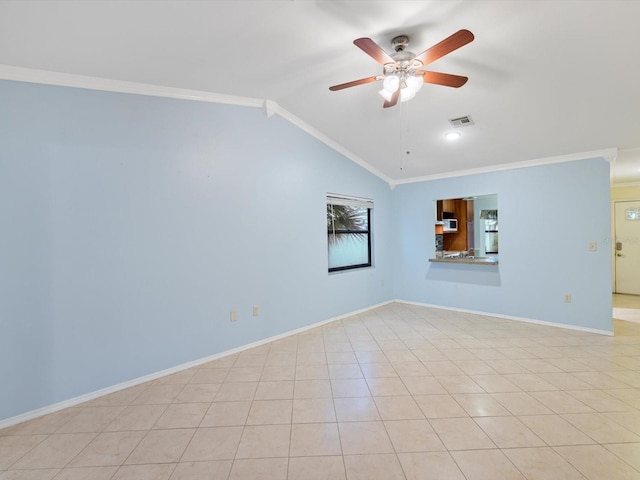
[0,80,393,421]
[392,159,612,332]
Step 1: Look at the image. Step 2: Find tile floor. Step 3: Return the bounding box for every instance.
[2,301,640,479]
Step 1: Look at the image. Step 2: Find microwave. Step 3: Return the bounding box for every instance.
[443,219,458,232]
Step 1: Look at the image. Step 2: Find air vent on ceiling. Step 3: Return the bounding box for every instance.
[448,115,474,127]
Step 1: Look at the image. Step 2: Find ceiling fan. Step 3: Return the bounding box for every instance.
[329,29,474,108]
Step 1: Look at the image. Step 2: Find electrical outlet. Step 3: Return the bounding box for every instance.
[563,294,572,303]
[253,305,260,317]
[230,310,238,322]
[588,242,597,252]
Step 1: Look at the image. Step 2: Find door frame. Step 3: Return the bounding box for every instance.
[612,198,640,293]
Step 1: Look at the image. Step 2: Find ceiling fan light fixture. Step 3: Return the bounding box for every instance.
[378,88,394,102]
[382,74,400,93]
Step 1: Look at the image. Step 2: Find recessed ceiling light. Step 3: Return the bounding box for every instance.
[444,131,462,141]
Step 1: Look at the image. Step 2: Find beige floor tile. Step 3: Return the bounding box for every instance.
[199,401,250,427]
[538,372,592,390]
[11,433,96,469]
[188,369,229,384]
[398,452,465,480]
[105,404,167,432]
[384,419,445,452]
[414,394,468,418]
[504,447,584,480]
[174,383,220,403]
[491,392,553,415]
[131,385,184,405]
[152,370,196,386]
[605,411,640,436]
[152,403,209,429]
[452,393,511,417]
[0,470,61,480]
[338,421,393,455]
[253,381,294,400]
[296,352,327,366]
[56,407,124,433]
[469,374,521,393]
[264,352,296,367]
[474,416,545,448]
[555,445,640,480]
[333,397,380,422]
[327,363,363,379]
[451,449,526,480]
[295,365,329,380]
[124,428,194,464]
[246,399,292,425]
[529,390,594,414]
[89,386,145,407]
[54,466,118,480]
[213,382,257,402]
[288,456,346,480]
[430,418,495,450]
[235,424,291,458]
[169,460,232,480]
[326,351,357,364]
[68,431,145,467]
[289,423,341,456]
[180,426,243,461]
[374,396,424,420]
[567,389,636,412]
[454,360,497,375]
[228,457,288,480]
[112,463,175,480]
[519,414,595,446]
[365,377,410,396]
[401,376,447,395]
[260,365,296,381]
[234,354,267,368]
[225,367,262,383]
[330,378,371,398]
[343,454,405,480]
[485,359,531,374]
[293,380,332,399]
[562,412,640,443]
[604,443,640,471]
[435,375,484,394]
[503,373,558,391]
[5,409,81,436]
[292,398,336,423]
[423,361,465,376]
[0,435,48,470]
[392,361,431,377]
[359,362,398,378]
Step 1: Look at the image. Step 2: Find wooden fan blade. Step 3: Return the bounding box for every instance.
[354,38,396,65]
[414,29,474,66]
[329,75,381,91]
[383,87,400,108]
[420,71,468,88]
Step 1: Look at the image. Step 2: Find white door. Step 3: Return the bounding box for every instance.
[615,200,640,295]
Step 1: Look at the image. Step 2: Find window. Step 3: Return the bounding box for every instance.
[327,194,373,272]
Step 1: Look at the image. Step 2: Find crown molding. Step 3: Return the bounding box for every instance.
[390,147,619,188]
[0,64,393,186]
[268,102,394,185]
[0,65,619,189]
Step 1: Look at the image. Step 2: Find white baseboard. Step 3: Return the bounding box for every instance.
[0,300,392,430]
[395,299,614,336]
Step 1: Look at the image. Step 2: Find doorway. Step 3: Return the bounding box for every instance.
[613,200,640,295]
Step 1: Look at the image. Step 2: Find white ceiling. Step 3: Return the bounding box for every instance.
[1,0,639,184]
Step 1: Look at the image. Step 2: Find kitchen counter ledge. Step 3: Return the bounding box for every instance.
[429,257,499,265]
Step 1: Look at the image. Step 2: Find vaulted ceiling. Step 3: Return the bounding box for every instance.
[1,0,639,184]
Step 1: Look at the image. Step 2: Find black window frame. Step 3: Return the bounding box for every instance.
[327,195,373,273]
